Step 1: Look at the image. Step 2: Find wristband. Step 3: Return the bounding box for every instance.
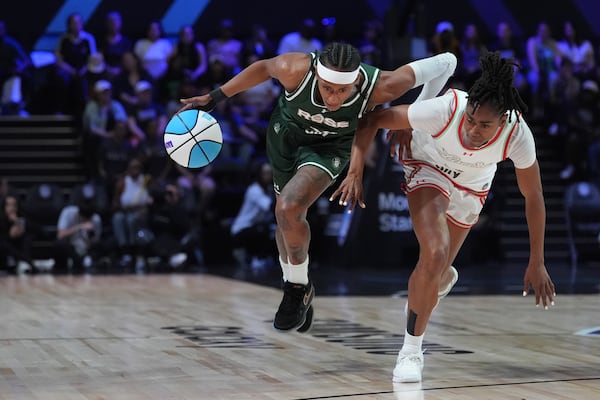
[196,87,228,112]
[209,87,228,103]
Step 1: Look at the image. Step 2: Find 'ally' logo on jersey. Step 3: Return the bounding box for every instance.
[435,164,463,179]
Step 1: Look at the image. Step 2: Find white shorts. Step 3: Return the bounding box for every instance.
[403,161,488,229]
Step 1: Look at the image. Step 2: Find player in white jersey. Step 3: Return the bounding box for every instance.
[330,51,555,383]
[179,43,457,333]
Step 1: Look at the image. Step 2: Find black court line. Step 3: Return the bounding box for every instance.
[292,377,600,400]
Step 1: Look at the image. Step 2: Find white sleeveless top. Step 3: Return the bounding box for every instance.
[407,89,536,193]
[120,175,150,207]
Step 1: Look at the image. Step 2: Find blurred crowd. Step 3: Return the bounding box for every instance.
[2,12,600,274]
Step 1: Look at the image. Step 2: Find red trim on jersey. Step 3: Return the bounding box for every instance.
[432,89,458,138]
[458,116,506,151]
[447,213,476,229]
[405,183,450,199]
[502,116,521,160]
[402,160,489,198]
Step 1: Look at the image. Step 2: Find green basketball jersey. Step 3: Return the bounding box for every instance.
[273,52,380,146]
[266,52,381,192]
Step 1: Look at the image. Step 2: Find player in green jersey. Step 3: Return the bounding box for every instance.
[179,42,457,333]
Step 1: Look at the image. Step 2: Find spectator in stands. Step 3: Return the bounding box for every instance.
[488,21,529,100]
[559,79,600,180]
[55,198,103,273]
[458,23,486,88]
[429,21,461,88]
[207,19,243,77]
[212,96,257,168]
[230,161,276,270]
[81,79,128,181]
[205,54,232,89]
[230,53,281,159]
[165,25,208,101]
[126,80,167,146]
[54,12,97,115]
[243,24,276,61]
[96,116,135,199]
[112,51,154,110]
[111,157,153,271]
[165,72,200,117]
[556,20,595,81]
[175,163,217,227]
[147,183,194,269]
[526,22,561,118]
[0,193,35,274]
[134,21,173,87]
[548,57,580,138]
[0,20,32,116]
[355,19,385,67]
[429,21,460,58]
[277,18,322,55]
[130,80,171,184]
[98,11,133,79]
[321,17,340,45]
[83,52,111,91]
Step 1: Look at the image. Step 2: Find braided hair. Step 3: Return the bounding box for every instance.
[467,51,528,122]
[318,42,361,72]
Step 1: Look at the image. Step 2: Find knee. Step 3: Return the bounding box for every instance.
[418,243,449,273]
[275,194,305,221]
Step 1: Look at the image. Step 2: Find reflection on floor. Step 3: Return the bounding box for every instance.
[3,258,599,297]
[205,258,600,296]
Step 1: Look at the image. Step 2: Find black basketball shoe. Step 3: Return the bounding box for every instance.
[273,281,314,331]
[296,305,314,333]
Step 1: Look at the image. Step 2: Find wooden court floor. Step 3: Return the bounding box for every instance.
[0,273,599,400]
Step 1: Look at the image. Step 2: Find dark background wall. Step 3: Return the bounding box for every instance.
[2,0,599,55]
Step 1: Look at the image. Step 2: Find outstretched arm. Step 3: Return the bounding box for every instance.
[329,106,411,211]
[515,160,556,308]
[179,52,309,112]
[369,52,457,107]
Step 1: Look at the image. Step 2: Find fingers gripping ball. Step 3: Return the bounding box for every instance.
[164,110,223,168]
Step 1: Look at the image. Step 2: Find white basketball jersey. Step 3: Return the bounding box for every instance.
[408,89,534,193]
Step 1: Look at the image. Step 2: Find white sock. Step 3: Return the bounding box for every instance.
[408,52,457,102]
[287,256,309,285]
[279,256,290,282]
[400,330,424,355]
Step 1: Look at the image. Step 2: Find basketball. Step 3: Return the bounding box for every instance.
[164,109,223,168]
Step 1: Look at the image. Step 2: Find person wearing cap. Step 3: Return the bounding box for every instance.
[178,42,457,333]
[128,80,170,183]
[82,79,128,180]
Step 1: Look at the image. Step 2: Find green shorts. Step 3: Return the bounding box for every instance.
[266,117,353,193]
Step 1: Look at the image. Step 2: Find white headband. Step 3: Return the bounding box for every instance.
[316,59,360,85]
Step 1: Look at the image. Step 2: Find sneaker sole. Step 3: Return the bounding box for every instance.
[273,304,311,331]
[273,283,314,331]
[296,305,314,333]
[392,374,422,383]
[403,266,458,316]
[438,266,458,299]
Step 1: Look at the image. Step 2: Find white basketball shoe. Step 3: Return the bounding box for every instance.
[438,265,458,300]
[404,265,459,315]
[393,351,424,383]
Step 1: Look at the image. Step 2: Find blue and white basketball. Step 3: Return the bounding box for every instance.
[164,109,223,168]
